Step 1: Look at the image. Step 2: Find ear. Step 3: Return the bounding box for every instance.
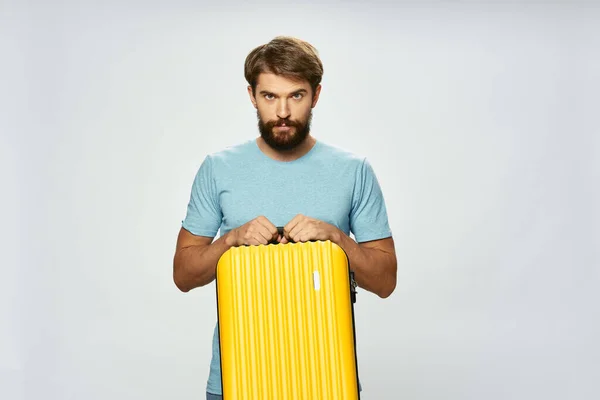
[247,85,257,109]
[311,84,322,108]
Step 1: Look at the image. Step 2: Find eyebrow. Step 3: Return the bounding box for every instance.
[259,89,308,96]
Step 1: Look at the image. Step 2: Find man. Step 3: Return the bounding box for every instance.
[173,36,397,400]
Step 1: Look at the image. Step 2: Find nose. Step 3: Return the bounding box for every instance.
[276,99,290,119]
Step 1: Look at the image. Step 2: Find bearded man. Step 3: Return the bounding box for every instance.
[173,36,397,400]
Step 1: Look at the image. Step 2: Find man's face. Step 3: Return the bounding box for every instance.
[249,73,321,151]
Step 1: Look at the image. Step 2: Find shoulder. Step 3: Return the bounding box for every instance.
[314,141,379,182]
[314,141,383,190]
[202,139,257,169]
[209,139,256,160]
[314,140,368,168]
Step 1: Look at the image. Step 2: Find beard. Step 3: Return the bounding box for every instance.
[257,110,312,151]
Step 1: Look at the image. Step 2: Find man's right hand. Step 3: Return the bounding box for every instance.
[226,216,281,246]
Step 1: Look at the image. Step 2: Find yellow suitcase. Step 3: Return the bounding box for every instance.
[216,235,360,399]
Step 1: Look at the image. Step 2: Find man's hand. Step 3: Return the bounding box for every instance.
[281,214,340,244]
[227,216,282,246]
[280,213,397,298]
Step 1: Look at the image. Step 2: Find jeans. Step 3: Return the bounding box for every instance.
[206,393,222,400]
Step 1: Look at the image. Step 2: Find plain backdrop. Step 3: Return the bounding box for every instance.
[2,1,599,399]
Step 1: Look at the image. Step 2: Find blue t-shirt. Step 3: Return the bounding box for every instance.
[182,138,392,395]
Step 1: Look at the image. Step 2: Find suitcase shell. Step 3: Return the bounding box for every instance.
[216,239,360,399]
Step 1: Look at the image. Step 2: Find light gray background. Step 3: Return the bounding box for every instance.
[2,1,598,399]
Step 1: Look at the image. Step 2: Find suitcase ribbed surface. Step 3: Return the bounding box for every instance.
[216,240,359,399]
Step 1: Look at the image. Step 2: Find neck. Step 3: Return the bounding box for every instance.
[256,135,317,162]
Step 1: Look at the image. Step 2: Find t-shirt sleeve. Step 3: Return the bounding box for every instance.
[349,157,392,243]
[181,155,222,238]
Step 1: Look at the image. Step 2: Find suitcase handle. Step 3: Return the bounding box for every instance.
[268,226,295,244]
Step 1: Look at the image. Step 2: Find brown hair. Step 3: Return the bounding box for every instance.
[244,36,324,96]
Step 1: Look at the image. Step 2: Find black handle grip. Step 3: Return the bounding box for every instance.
[268,226,294,245]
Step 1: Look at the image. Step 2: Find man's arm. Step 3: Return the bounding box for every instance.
[173,227,231,292]
[282,215,397,298]
[173,216,283,292]
[332,233,397,299]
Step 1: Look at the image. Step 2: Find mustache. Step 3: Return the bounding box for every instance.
[265,118,300,128]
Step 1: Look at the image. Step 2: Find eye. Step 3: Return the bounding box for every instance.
[293,93,304,100]
[264,94,275,100]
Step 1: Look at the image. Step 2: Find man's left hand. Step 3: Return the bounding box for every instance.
[280,214,340,244]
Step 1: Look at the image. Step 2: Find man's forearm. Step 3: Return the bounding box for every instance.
[173,231,236,292]
[331,230,397,298]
